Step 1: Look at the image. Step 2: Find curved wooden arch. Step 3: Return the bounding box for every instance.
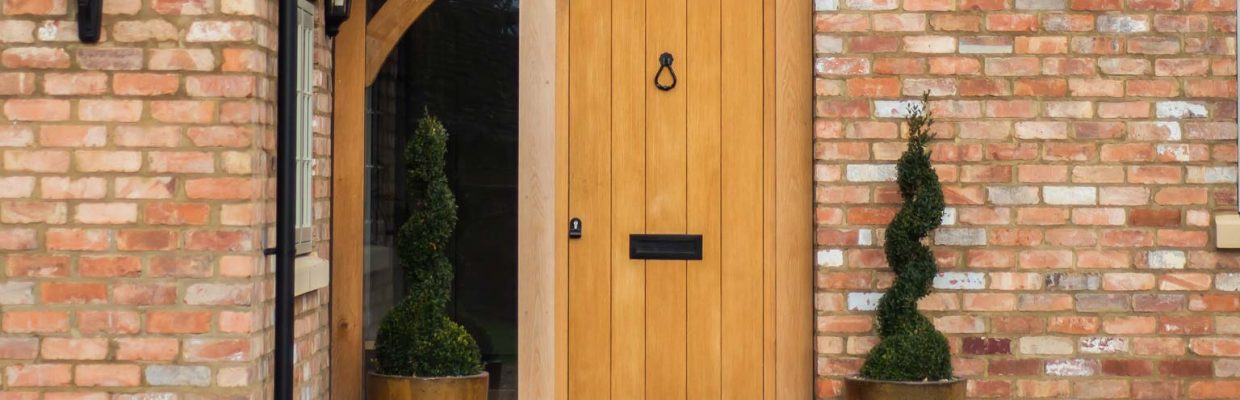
[365,0,435,85]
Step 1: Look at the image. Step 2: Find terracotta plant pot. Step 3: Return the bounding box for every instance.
[844,376,965,400]
[367,372,489,400]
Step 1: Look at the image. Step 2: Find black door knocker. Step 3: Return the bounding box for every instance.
[654,52,677,91]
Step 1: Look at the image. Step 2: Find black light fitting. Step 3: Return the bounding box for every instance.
[325,0,351,37]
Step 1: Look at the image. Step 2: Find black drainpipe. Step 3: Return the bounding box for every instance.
[274,0,297,396]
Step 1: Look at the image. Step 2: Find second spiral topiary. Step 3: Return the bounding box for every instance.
[859,94,953,382]
[374,111,483,378]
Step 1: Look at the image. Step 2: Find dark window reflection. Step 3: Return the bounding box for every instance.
[364,0,518,397]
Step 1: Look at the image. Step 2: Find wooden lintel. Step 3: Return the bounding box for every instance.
[365,0,434,85]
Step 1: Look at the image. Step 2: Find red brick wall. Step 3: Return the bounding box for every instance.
[813,0,1240,397]
[0,0,333,397]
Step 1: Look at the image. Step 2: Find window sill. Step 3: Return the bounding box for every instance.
[295,255,330,296]
[1217,213,1240,249]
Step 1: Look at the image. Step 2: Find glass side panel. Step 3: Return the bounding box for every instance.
[363,0,518,397]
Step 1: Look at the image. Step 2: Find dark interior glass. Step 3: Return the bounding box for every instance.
[364,0,518,397]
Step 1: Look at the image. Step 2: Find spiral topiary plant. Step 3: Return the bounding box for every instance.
[374,111,484,377]
[859,94,953,382]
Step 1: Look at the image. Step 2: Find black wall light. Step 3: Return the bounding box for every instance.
[325,0,350,37]
[77,0,102,43]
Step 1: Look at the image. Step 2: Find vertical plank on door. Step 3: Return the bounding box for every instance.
[685,0,723,397]
[644,0,688,395]
[611,0,646,397]
[719,0,764,397]
[567,0,612,396]
[761,0,778,398]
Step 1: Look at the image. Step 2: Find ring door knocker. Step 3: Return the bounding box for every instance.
[654,52,677,91]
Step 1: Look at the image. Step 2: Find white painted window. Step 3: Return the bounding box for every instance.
[296,0,316,252]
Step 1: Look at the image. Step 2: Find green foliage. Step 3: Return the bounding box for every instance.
[860,94,953,382]
[374,112,484,377]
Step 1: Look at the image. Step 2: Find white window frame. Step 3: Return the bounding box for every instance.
[295,0,316,254]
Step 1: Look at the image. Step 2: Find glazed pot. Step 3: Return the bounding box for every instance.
[844,376,965,400]
[367,371,489,400]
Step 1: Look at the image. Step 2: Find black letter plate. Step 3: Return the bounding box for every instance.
[629,234,703,260]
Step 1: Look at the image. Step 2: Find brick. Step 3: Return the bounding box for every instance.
[1016,380,1071,397]
[816,14,868,32]
[40,282,107,304]
[1129,36,1180,54]
[1043,14,1095,31]
[4,99,70,121]
[74,150,142,172]
[0,338,38,359]
[818,315,872,333]
[0,228,37,250]
[0,72,35,95]
[113,73,179,96]
[148,49,215,71]
[112,20,179,42]
[1161,315,1211,335]
[38,125,106,147]
[75,364,140,387]
[1156,100,1209,118]
[74,203,138,224]
[153,0,210,14]
[183,338,252,361]
[1103,316,1156,335]
[146,311,211,334]
[0,201,66,224]
[42,72,107,95]
[1074,380,1131,398]
[816,57,869,75]
[41,177,106,199]
[185,283,252,305]
[1047,359,1098,376]
[5,364,71,387]
[115,338,178,361]
[4,0,67,14]
[1100,359,1153,376]
[1019,336,1075,355]
[1192,338,1240,356]
[1020,293,1074,311]
[985,57,1040,76]
[77,48,143,70]
[1097,15,1149,32]
[3,311,68,333]
[0,177,35,199]
[904,36,956,53]
[113,283,176,305]
[186,75,256,98]
[144,365,211,387]
[46,229,109,250]
[41,338,107,360]
[934,315,985,333]
[186,21,254,42]
[79,256,141,277]
[116,229,177,251]
[78,100,143,122]
[1,47,69,68]
[987,14,1038,31]
[151,100,215,123]
[76,310,139,334]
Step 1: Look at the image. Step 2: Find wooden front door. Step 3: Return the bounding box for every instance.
[566,0,773,398]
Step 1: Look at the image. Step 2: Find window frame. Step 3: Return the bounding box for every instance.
[295,0,317,255]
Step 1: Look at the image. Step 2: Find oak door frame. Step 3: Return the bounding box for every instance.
[331,0,812,398]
